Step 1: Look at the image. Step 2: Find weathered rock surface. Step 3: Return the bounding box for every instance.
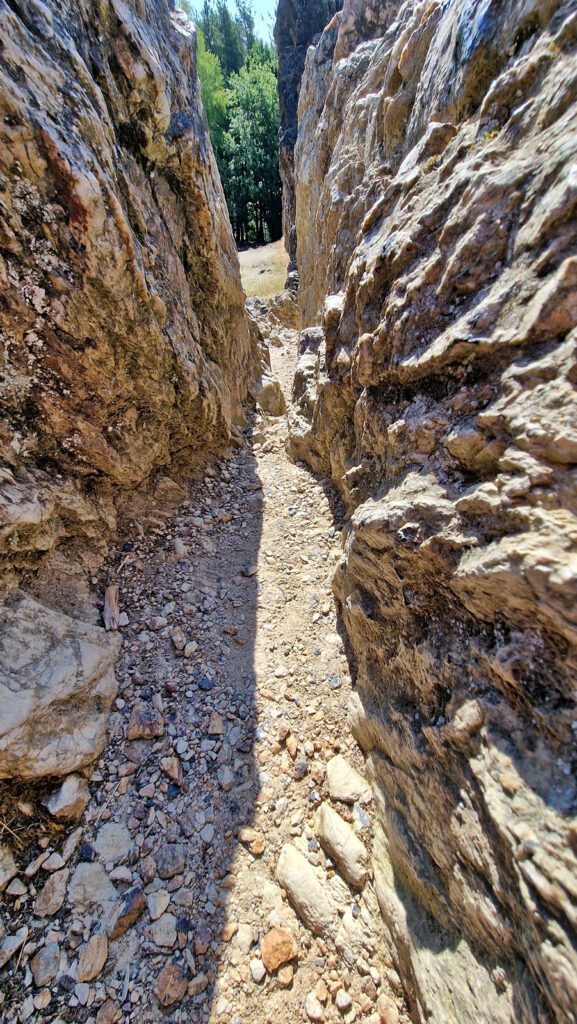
[288,1,577,1022]
[0,592,120,778]
[0,0,258,588]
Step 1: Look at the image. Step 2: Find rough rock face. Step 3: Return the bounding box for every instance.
[288,1,577,1022]
[274,0,343,273]
[0,592,120,779]
[0,0,258,590]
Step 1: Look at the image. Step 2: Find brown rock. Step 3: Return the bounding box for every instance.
[155,962,188,1008]
[160,756,184,787]
[238,827,266,857]
[34,869,68,916]
[260,927,298,973]
[127,703,164,741]
[157,844,186,880]
[77,935,108,982]
[105,886,146,939]
[96,999,120,1024]
[277,964,295,988]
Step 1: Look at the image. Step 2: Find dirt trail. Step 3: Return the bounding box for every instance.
[1,325,399,1024]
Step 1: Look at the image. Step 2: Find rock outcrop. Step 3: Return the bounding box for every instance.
[287,1,577,1022]
[274,0,343,274]
[0,0,258,592]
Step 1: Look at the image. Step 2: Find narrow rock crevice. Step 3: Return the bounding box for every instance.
[1,1,576,1023]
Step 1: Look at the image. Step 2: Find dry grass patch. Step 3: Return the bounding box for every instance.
[238,238,288,298]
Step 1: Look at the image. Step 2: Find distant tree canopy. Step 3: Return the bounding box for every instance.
[181,1,282,247]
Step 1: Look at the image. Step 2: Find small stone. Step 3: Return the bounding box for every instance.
[171,628,186,650]
[43,775,90,820]
[157,844,186,879]
[155,962,188,1007]
[42,851,65,871]
[147,890,170,921]
[0,926,28,969]
[93,822,132,864]
[30,942,60,986]
[188,972,209,996]
[250,958,266,984]
[276,845,335,936]
[235,923,255,954]
[161,756,183,786]
[260,927,298,972]
[316,979,329,1003]
[33,990,52,1010]
[208,711,225,735]
[286,734,298,759]
[0,844,17,892]
[335,989,352,1012]
[377,994,399,1024]
[217,765,235,791]
[238,826,265,856]
[77,934,108,982]
[173,538,188,558]
[75,982,90,1006]
[305,992,325,1022]
[127,702,164,740]
[34,868,68,916]
[152,912,178,948]
[277,964,294,988]
[96,998,119,1024]
[194,924,211,955]
[6,878,27,897]
[68,862,116,908]
[105,886,146,939]
[326,756,371,805]
[315,803,369,889]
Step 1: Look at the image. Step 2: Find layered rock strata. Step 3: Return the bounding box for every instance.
[288,1,577,1022]
[0,0,258,591]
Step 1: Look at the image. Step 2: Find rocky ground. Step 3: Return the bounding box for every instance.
[0,317,403,1024]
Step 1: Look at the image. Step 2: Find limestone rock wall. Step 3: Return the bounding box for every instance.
[0,0,258,588]
[274,0,343,274]
[287,1,577,1022]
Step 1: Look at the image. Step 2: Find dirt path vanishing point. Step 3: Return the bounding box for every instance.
[1,323,402,1024]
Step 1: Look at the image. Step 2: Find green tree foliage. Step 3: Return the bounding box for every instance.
[222,51,282,245]
[181,1,282,247]
[196,29,228,154]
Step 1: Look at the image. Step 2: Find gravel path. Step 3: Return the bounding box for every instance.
[0,328,400,1024]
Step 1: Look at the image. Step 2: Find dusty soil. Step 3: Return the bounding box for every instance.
[0,321,400,1024]
[238,240,288,298]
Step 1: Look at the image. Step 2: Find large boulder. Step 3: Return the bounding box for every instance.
[0,592,120,778]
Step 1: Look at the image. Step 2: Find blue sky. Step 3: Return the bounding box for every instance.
[251,0,277,41]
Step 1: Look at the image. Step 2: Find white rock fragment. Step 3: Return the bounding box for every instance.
[315,802,369,890]
[326,755,371,804]
[275,844,336,936]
